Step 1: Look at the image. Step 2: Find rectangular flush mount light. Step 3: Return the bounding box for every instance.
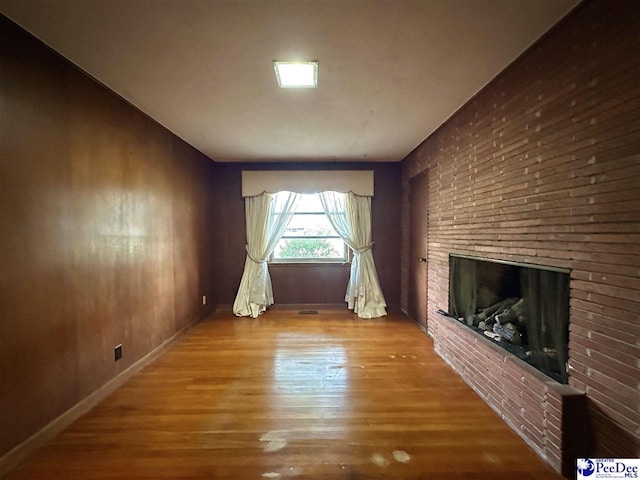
[273,61,318,88]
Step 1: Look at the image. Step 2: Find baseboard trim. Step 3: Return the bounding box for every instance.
[217,303,403,315]
[269,303,346,311]
[0,318,198,478]
[400,307,428,333]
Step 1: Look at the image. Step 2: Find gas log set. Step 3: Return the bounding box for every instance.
[467,297,560,370]
[474,297,525,344]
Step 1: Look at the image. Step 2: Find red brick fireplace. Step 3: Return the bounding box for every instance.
[401,0,639,476]
[434,257,587,477]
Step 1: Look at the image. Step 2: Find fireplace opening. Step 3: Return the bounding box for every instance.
[448,254,570,383]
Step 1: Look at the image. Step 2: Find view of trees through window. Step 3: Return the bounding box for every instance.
[272,194,347,262]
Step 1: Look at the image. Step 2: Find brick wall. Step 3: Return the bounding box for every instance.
[401,0,639,469]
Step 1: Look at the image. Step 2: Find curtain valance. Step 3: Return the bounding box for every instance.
[241,170,374,197]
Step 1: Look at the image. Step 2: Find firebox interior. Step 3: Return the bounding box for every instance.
[448,254,570,383]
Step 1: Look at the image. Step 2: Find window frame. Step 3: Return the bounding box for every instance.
[269,195,349,265]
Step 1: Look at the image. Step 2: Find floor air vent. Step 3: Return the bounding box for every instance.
[299,309,319,315]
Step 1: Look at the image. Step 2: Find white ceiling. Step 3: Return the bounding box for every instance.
[0,0,579,162]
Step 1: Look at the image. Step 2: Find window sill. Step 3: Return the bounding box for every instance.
[269,262,351,268]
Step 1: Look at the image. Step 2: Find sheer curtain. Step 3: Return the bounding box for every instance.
[233,191,300,318]
[320,191,387,318]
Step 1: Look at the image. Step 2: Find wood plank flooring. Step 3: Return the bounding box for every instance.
[6,309,564,479]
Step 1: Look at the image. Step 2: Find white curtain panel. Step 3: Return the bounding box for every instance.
[320,191,387,318]
[233,191,300,317]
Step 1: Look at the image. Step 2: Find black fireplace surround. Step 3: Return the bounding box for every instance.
[448,254,570,383]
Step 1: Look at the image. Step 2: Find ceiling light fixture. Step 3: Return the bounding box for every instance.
[273,61,318,88]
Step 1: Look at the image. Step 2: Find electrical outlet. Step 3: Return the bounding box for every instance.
[114,344,122,361]
[202,295,207,305]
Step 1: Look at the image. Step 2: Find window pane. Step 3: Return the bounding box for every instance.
[296,194,324,213]
[270,193,346,263]
[285,213,338,237]
[273,237,345,259]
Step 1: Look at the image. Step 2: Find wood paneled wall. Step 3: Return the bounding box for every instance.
[212,162,401,308]
[401,0,639,463]
[0,15,218,458]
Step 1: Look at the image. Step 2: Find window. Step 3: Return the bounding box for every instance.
[271,193,348,263]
